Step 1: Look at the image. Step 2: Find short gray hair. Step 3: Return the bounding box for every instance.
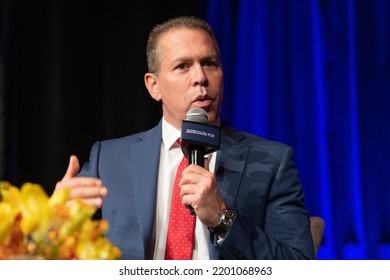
[146,16,221,74]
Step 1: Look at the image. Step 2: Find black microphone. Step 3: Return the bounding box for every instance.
[181,108,220,215]
[183,108,207,166]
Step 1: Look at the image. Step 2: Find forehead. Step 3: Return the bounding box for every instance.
[158,28,217,58]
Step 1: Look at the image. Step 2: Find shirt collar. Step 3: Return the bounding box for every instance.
[162,117,181,151]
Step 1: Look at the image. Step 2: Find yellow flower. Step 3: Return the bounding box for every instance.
[58,198,96,240]
[21,183,52,240]
[1,184,23,207]
[48,187,70,207]
[1,183,48,238]
[76,219,121,260]
[0,181,120,260]
[0,203,19,245]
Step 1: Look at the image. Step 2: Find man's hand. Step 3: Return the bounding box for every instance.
[179,162,227,228]
[54,155,108,208]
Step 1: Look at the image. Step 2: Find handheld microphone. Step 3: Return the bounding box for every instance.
[181,108,220,215]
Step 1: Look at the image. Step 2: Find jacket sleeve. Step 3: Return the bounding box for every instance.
[78,141,102,219]
[211,146,315,260]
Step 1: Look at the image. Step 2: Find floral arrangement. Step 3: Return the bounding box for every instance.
[0,181,120,260]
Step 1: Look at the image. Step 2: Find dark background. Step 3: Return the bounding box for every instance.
[1,0,207,191]
[2,0,390,259]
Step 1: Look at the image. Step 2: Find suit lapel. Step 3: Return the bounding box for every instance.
[209,125,249,259]
[130,122,162,257]
[215,125,249,208]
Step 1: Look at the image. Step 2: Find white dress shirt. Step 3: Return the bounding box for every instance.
[153,118,216,260]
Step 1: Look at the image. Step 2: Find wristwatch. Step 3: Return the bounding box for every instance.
[208,209,236,235]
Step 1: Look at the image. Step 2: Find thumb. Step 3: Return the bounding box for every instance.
[62,155,80,180]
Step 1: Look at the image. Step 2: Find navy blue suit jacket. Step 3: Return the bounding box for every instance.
[79,121,315,259]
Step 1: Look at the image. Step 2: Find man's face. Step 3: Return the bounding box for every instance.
[145,28,224,130]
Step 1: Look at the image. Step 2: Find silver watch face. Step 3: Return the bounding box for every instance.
[221,210,236,228]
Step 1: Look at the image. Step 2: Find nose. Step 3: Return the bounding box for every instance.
[192,64,208,87]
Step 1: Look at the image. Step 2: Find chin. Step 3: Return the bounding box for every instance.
[207,115,221,127]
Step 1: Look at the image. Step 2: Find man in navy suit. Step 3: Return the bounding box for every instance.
[55,16,315,260]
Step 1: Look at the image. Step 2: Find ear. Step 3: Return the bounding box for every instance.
[144,73,161,101]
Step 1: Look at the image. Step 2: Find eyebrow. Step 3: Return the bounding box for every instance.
[170,54,219,66]
[200,55,220,63]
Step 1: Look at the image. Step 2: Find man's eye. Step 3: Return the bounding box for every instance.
[176,63,187,70]
[204,60,219,68]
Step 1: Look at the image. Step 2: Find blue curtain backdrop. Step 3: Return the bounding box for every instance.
[206,0,390,259]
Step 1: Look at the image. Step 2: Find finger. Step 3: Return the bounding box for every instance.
[182,164,207,176]
[62,155,80,180]
[180,169,213,187]
[80,197,104,208]
[67,197,104,208]
[56,177,103,190]
[181,192,198,211]
[69,185,108,200]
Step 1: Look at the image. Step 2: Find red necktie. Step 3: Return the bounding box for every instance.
[164,154,196,260]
